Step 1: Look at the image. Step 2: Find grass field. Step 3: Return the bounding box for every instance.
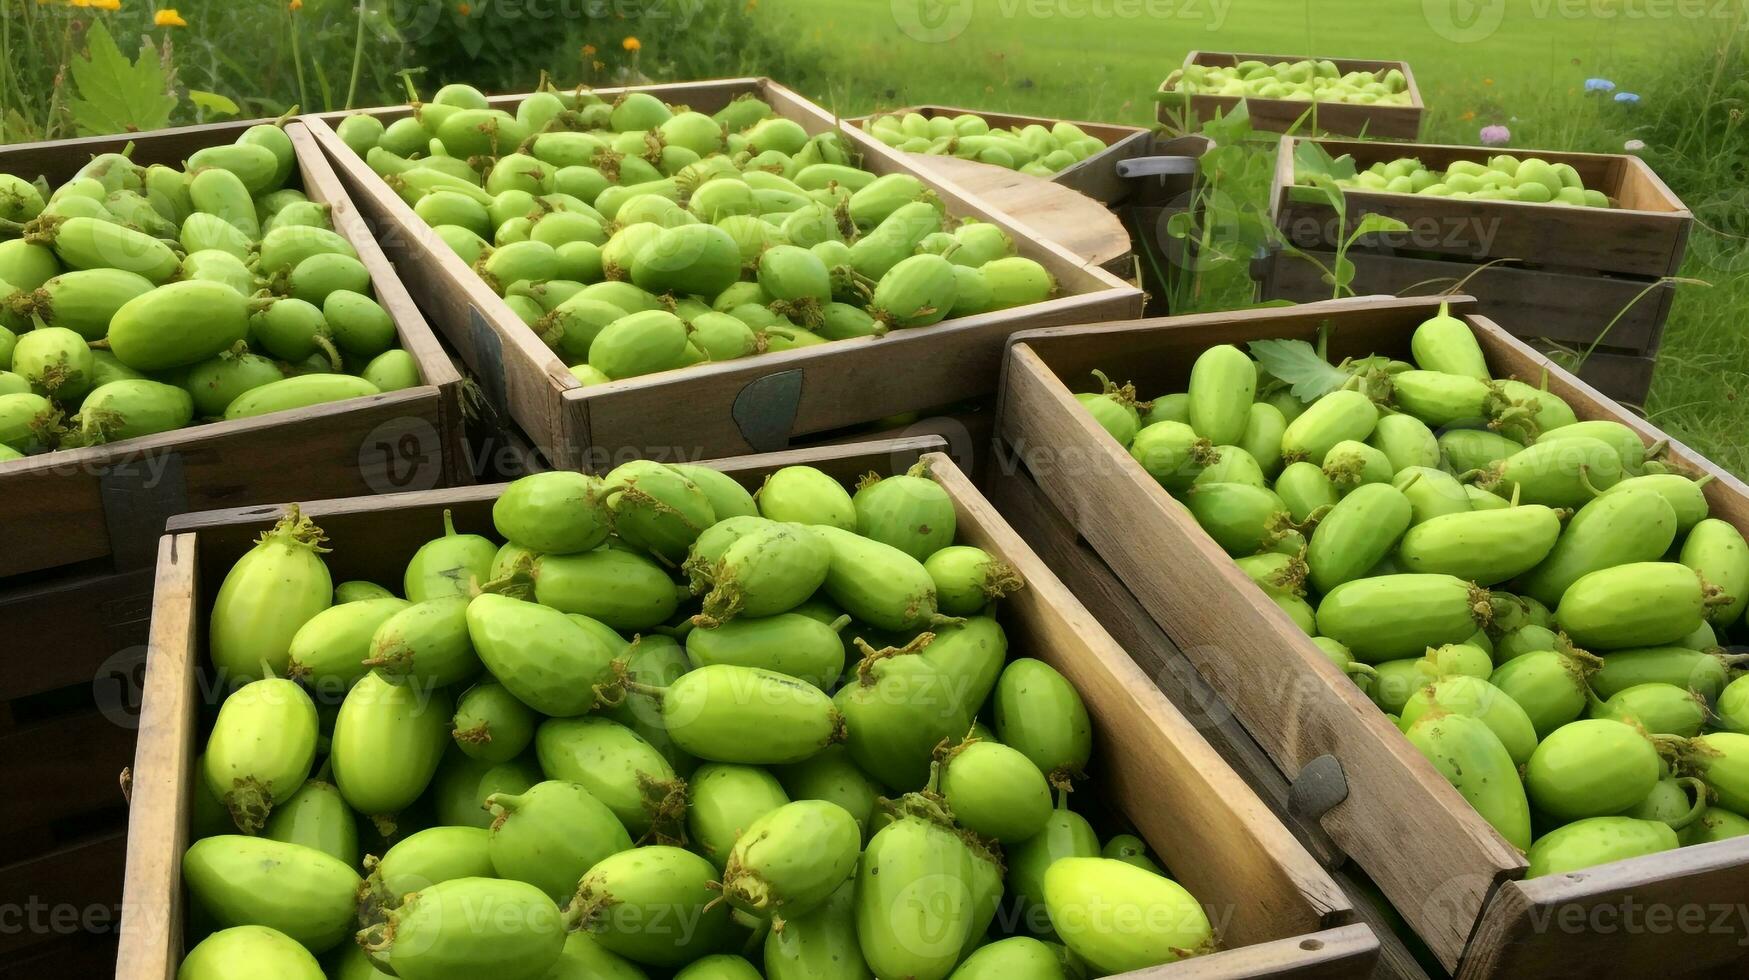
[755,0,1749,473]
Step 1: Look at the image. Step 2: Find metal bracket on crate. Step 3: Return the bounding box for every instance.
[99,452,188,570]
[468,305,510,419]
[732,370,804,454]
[1287,753,1350,822]
[1115,155,1201,180]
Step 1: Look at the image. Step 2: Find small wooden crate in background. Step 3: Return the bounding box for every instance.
[302,77,1143,473]
[0,119,466,974]
[994,294,1749,978]
[117,436,1377,979]
[844,104,1152,205]
[1260,137,1692,403]
[1159,52,1424,140]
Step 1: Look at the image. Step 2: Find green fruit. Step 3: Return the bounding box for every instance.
[1185,344,1256,445]
[469,594,623,715]
[1316,574,1492,663]
[1681,807,1749,846]
[815,525,940,631]
[223,374,380,419]
[772,745,885,840]
[13,326,94,399]
[924,545,1023,616]
[853,462,957,561]
[534,715,681,839]
[1397,505,1561,585]
[672,463,760,519]
[1685,732,1749,813]
[1527,719,1662,821]
[758,465,857,528]
[1603,474,1711,534]
[1007,800,1099,918]
[331,672,452,833]
[1557,561,1709,650]
[1491,648,1600,739]
[949,936,1067,979]
[203,678,318,834]
[264,779,358,868]
[486,780,635,901]
[1526,817,1678,878]
[363,596,478,686]
[1410,302,1489,380]
[1590,682,1709,738]
[183,836,361,952]
[1404,712,1532,850]
[993,658,1092,786]
[40,215,179,282]
[286,596,410,694]
[698,521,831,625]
[363,877,565,980]
[1306,482,1413,594]
[109,280,250,371]
[451,681,537,762]
[1481,436,1624,509]
[369,825,493,902]
[722,799,862,921]
[431,754,542,830]
[1680,518,1749,627]
[687,763,790,868]
[764,879,869,980]
[602,459,716,561]
[871,253,958,328]
[1044,857,1214,973]
[209,508,332,682]
[661,664,842,765]
[1398,675,1536,766]
[404,509,496,602]
[568,846,736,968]
[1280,389,1378,463]
[686,612,847,690]
[941,739,1053,842]
[22,268,154,340]
[491,471,610,554]
[183,348,286,417]
[1593,646,1744,703]
[855,803,990,980]
[178,926,324,979]
[1519,489,1678,607]
[533,548,682,632]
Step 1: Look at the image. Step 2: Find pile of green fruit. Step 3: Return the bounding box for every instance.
[331,85,1057,387]
[1080,302,1749,876]
[1311,153,1614,206]
[179,460,1216,979]
[0,126,417,461]
[1162,58,1413,106]
[860,111,1110,176]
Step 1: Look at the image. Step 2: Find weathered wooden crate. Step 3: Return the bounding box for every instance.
[0,121,468,587]
[301,78,1143,472]
[1159,52,1424,140]
[118,435,1375,979]
[845,104,1152,204]
[995,293,1749,978]
[1262,137,1690,402]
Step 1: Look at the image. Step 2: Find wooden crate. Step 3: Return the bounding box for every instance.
[1159,53,1424,140]
[995,293,1749,978]
[1253,249,1677,404]
[844,104,1152,204]
[119,436,1375,979]
[1270,137,1691,278]
[300,78,1143,472]
[0,121,469,584]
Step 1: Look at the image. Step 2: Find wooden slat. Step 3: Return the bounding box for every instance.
[0,712,132,850]
[116,536,199,980]
[299,78,1143,471]
[844,103,1151,204]
[0,567,153,702]
[0,122,467,581]
[1160,52,1424,140]
[1270,136,1691,277]
[122,438,1372,979]
[906,155,1132,272]
[0,831,126,958]
[996,292,1749,977]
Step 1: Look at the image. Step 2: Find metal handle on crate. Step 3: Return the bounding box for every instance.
[1287,753,1350,822]
[1116,155,1200,179]
[732,370,804,454]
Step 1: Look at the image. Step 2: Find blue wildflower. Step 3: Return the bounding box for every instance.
[1614,92,1641,104]
[1584,78,1616,92]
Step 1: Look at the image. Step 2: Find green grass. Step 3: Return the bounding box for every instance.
[751,0,1749,474]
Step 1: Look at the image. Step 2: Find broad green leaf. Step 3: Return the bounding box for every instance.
[188,90,241,118]
[1165,210,1194,240]
[67,22,177,137]
[1349,212,1411,242]
[1248,338,1350,402]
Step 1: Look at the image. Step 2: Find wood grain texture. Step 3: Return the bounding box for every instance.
[844,103,1151,204]
[1270,136,1691,277]
[996,292,1749,977]
[0,711,132,859]
[0,567,153,702]
[124,437,1370,978]
[905,154,1132,271]
[0,831,125,960]
[116,536,197,980]
[1160,52,1424,140]
[0,122,467,580]
[300,78,1142,470]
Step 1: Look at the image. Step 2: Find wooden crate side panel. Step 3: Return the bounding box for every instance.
[116,536,198,980]
[0,567,154,701]
[564,289,1140,466]
[932,459,1350,949]
[1458,839,1749,979]
[0,712,132,857]
[1139,924,1378,979]
[0,831,126,959]
[1257,249,1669,353]
[1163,53,1423,140]
[0,389,445,578]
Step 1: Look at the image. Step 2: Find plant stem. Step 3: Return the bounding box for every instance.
[288,5,310,115]
[345,0,366,109]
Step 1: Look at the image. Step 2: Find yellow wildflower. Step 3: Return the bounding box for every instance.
[622,36,641,52]
[154,8,187,26]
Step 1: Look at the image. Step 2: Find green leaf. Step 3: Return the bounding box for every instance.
[1348,212,1411,243]
[1293,140,1355,183]
[1165,210,1194,240]
[1248,339,1352,402]
[188,90,241,118]
[67,22,177,137]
